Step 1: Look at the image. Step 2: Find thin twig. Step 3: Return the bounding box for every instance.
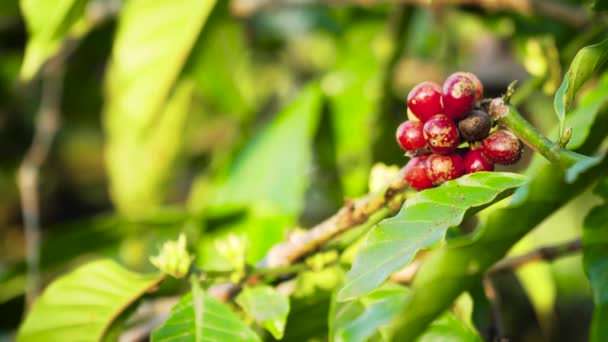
[17,0,119,310]
[18,59,65,310]
[258,167,408,268]
[489,238,582,274]
[230,0,589,27]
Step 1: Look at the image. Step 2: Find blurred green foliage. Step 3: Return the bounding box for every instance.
[1,0,608,341]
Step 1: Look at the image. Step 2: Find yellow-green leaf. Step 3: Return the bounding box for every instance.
[19,0,87,79]
[18,259,164,342]
[236,285,290,339]
[104,0,215,215]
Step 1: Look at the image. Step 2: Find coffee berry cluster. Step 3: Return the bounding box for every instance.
[396,72,523,191]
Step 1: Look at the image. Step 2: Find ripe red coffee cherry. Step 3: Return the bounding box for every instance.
[458,110,492,142]
[453,71,483,103]
[423,114,460,155]
[427,153,465,185]
[407,82,443,122]
[404,156,434,191]
[396,121,426,151]
[464,149,494,173]
[442,73,476,120]
[482,130,523,165]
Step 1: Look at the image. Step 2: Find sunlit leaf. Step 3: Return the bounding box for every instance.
[236,285,290,339]
[106,78,195,214]
[583,180,608,342]
[151,279,260,342]
[104,0,215,215]
[19,0,87,79]
[17,260,164,341]
[337,172,527,301]
[554,39,608,131]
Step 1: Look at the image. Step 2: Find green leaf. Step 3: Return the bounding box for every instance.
[236,285,290,339]
[17,259,164,341]
[337,172,527,301]
[330,284,481,342]
[104,0,215,215]
[392,149,608,340]
[19,0,87,79]
[560,72,608,149]
[553,73,608,183]
[332,284,409,342]
[583,181,608,342]
[324,21,391,196]
[566,154,603,183]
[554,39,608,131]
[195,84,323,216]
[106,78,195,215]
[151,279,260,342]
[416,313,482,342]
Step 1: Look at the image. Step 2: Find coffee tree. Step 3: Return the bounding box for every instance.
[1,0,607,341]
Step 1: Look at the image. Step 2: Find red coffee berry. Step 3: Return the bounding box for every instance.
[464,149,494,173]
[453,71,483,103]
[427,153,465,185]
[481,130,523,165]
[396,121,426,152]
[404,156,434,191]
[407,82,443,122]
[423,114,460,155]
[458,110,492,142]
[442,73,476,120]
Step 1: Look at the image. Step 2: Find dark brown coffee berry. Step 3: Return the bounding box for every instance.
[407,82,443,122]
[404,156,434,191]
[481,130,522,165]
[458,110,492,142]
[396,120,426,152]
[427,153,465,185]
[464,149,494,173]
[442,73,476,120]
[423,114,460,155]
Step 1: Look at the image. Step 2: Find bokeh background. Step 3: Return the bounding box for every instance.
[0,0,603,340]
